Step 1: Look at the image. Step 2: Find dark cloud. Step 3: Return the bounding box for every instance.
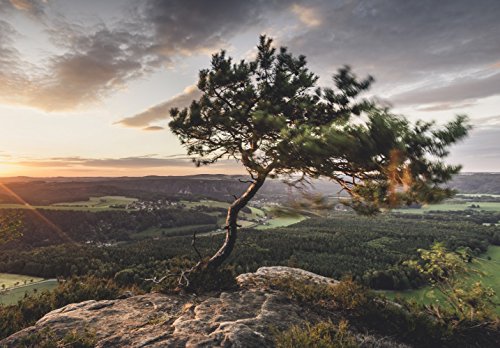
[143,126,164,131]
[0,19,31,106]
[1,0,499,113]
[28,25,160,111]
[0,15,157,110]
[0,0,290,112]
[139,0,289,58]
[286,0,500,96]
[116,85,201,129]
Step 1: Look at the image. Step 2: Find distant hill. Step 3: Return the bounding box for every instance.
[0,172,497,205]
[449,173,500,194]
[0,175,343,205]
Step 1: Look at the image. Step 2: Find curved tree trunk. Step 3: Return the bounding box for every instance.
[202,176,266,270]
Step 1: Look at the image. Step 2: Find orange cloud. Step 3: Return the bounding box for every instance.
[291,4,322,27]
[116,85,202,129]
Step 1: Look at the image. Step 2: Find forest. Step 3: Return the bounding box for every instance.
[0,208,217,249]
[0,211,495,289]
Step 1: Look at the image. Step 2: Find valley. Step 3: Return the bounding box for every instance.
[0,174,499,344]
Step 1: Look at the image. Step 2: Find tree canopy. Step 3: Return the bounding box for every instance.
[169,35,470,269]
[0,212,21,245]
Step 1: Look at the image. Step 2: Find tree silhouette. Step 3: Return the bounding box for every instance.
[169,36,470,270]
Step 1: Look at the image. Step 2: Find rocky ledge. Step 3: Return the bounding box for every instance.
[1,267,408,348]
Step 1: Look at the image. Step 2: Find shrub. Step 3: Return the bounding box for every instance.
[275,320,358,348]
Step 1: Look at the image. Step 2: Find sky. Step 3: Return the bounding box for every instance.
[0,0,499,177]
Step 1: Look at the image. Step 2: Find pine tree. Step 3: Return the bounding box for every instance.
[169,36,470,270]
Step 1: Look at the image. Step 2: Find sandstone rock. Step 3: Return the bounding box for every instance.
[0,267,409,348]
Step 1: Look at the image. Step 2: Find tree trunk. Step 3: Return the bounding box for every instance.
[202,176,266,270]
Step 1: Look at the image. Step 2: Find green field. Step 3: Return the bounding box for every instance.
[0,273,43,289]
[181,199,229,210]
[0,273,58,306]
[458,193,500,198]
[256,215,306,229]
[383,246,500,314]
[0,280,58,306]
[51,196,138,209]
[0,196,138,212]
[394,201,500,214]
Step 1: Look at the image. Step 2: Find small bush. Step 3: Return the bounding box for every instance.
[264,275,500,347]
[275,320,358,348]
[266,276,369,312]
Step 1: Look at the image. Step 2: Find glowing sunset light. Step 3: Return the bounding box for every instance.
[0,0,499,176]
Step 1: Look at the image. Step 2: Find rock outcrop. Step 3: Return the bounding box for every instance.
[1,267,408,348]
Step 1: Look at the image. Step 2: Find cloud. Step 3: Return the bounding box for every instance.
[285,0,500,95]
[0,18,162,111]
[142,126,164,131]
[416,102,478,112]
[116,85,202,129]
[28,26,160,111]
[0,0,46,17]
[18,155,194,168]
[1,0,499,116]
[16,154,240,170]
[139,0,289,58]
[0,0,290,112]
[291,4,322,27]
[448,125,500,171]
[390,72,500,107]
[9,0,43,12]
[472,115,500,128]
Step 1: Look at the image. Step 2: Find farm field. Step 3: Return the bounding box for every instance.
[52,196,137,208]
[256,215,306,229]
[458,193,500,198]
[383,246,500,314]
[0,273,43,289]
[394,201,500,214]
[0,196,137,212]
[0,279,58,306]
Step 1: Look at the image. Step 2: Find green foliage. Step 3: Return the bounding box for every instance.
[0,211,22,245]
[267,275,499,347]
[275,320,358,348]
[0,214,494,290]
[170,35,470,214]
[267,276,369,313]
[0,208,216,250]
[406,243,499,324]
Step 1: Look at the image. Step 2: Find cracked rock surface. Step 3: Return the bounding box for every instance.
[0,267,408,348]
